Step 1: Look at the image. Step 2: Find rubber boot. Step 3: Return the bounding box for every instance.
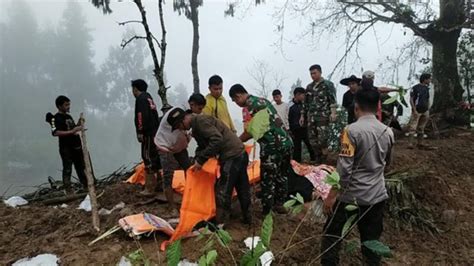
[155,171,164,192]
[407,133,415,149]
[417,133,430,149]
[164,188,179,217]
[241,210,252,225]
[215,207,230,227]
[140,172,156,197]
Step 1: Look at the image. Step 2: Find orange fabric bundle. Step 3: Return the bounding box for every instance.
[160,159,219,250]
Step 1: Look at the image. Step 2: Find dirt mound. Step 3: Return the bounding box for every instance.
[1,129,473,265]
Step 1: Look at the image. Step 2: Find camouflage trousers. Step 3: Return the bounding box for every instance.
[308,119,330,163]
[260,146,292,214]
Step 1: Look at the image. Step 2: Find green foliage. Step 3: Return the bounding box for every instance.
[198,250,218,266]
[126,249,151,266]
[240,242,266,266]
[344,204,358,212]
[362,240,393,258]
[261,213,273,248]
[324,171,341,190]
[216,228,233,247]
[240,213,274,265]
[344,239,359,255]
[283,193,305,214]
[166,239,182,266]
[342,214,357,236]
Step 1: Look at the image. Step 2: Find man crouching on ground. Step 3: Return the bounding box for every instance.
[321,88,394,265]
[168,108,252,226]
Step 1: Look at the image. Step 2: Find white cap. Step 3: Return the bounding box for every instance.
[362,70,375,79]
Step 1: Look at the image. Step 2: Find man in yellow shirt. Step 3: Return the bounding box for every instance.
[203,75,237,133]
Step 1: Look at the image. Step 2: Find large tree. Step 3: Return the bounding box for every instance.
[91,0,170,106]
[270,0,472,123]
[174,0,203,94]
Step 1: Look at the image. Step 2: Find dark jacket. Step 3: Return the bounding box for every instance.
[134,92,159,136]
[191,115,244,165]
[289,99,304,131]
[342,90,356,124]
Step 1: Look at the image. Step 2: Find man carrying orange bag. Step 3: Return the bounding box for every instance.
[168,108,252,226]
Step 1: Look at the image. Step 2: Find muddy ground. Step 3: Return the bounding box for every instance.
[1,129,473,265]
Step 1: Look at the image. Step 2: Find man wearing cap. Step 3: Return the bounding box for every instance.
[272,89,290,130]
[301,64,337,164]
[132,79,162,196]
[361,70,398,121]
[340,75,362,124]
[169,108,252,225]
[154,106,192,215]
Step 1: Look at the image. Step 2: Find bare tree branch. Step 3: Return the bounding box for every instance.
[117,20,143,26]
[120,35,147,49]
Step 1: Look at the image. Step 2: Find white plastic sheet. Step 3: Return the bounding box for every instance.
[4,196,28,207]
[12,254,59,266]
[243,237,274,265]
[178,259,198,266]
[77,195,91,211]
[117,256,132,266]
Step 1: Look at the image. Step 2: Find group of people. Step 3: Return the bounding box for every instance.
[46,64,433,265]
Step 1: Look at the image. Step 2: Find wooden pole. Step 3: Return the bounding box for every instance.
[79,113,100,232]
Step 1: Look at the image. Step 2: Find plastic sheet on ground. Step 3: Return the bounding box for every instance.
[119,213,174,237]
[12,254,59,266]
[4,196,28,208]
[178,259,198,266]
[77,195,91,212]
[117,256,132,266]
[290,160,335,200]
[99,202,125,216]
[243,237,273,265]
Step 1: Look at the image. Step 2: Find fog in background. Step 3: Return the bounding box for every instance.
[0,0,420,195]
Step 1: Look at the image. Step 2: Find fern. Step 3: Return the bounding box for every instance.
[166,239,182,266]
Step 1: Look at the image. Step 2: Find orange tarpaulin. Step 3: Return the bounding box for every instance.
[160,158,219,250]
[126,164,186,194]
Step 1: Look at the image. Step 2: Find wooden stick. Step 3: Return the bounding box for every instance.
[79,113,100,232]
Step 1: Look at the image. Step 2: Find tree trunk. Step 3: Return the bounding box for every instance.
[430,24,465,123]
[190,0,200,94]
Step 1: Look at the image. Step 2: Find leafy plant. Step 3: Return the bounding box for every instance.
[166,239,182,266]
[324,171,341,190]
[240,213,274,266]
[383,85,408,107]
[126,249,151,266]
[198,250,218,266]
[283,193,305,214]
[362,240,393,258]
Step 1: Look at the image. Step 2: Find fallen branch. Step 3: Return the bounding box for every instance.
[41,192,88,206]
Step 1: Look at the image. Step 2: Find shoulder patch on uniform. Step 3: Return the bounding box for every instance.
[339,127,355,157]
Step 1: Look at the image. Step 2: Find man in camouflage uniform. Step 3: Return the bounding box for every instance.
[301,64,337,164]
[229,84,293,215]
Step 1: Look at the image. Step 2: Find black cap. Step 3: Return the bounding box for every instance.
[167,108,186,130]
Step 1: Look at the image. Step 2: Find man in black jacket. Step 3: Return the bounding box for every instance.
[132,79,161,196]
[46,96,87,194]
[340,75,361,124]
[289,87,315,162]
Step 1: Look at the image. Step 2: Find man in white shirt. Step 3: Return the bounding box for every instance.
[272,89,289,130]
